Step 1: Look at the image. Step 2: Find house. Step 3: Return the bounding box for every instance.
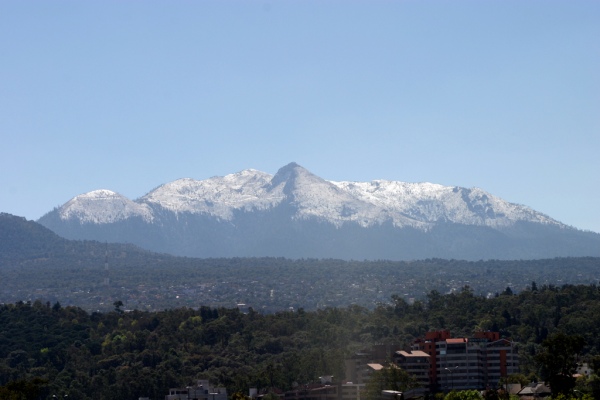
[165,380,227,400]
[281,377,361,400]
[516,382,551,399]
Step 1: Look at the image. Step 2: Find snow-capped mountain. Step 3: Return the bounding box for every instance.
[38,162,600,260]
[49,162,558,228]
[59,189,154,224]
[141,169,281,220]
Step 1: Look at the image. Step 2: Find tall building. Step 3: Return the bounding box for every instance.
[408,330,518,392]
[393,350,431,388]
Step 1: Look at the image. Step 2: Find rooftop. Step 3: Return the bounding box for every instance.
[397,350,430,357]
[446,338,467,344]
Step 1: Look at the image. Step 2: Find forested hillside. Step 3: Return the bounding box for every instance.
[1,284,600,399]
[2,213,600,313]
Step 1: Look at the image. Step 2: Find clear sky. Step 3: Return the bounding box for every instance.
[1,1,599,233]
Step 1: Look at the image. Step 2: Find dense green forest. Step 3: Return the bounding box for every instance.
[1,283,600,399]
[3,213,600,399]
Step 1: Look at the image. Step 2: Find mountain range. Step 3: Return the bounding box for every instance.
[37,162,600,260]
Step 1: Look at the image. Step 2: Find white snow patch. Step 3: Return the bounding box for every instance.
[56,165,563,229]
[60,189,153,224]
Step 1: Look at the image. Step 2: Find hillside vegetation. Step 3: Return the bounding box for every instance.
[1,284,600,399]
[2,213,600,313]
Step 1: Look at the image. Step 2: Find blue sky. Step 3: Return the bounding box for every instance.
[1,1,599,233]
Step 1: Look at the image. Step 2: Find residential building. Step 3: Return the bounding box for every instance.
[338,382,365,400]
[345,345,401,384]
[410,330,518,391]
[165,380,227,400]
[281,377,363,400]
[283,382,365,400]
[516,382,551,399]
[393,350,430,387]
[576,362,592,377]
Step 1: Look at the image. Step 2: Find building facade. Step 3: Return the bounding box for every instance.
[409,330,519,391]
[393,350,431,388]
[281,377,364,400]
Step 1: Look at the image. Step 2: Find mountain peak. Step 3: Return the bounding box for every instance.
[60,189,153,224]
[272,161,304,179]
[270,162,314,193]
[139,168,278,218]
[77,189,121,199]
[280,161,302,170]
[37,162,600,260]
[46,163,564,229]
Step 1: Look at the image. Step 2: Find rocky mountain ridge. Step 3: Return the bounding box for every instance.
[46,162,559,229]
[37,162,599,260]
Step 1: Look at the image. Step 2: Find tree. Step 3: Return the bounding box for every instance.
[444,390,483,400]
[535,333,585,397]
[548,394,593,400]
[0,378,48,400]
[113,300,124,314]
[531,281,538,292]
[502,373,529,387]
[231,392,250,400]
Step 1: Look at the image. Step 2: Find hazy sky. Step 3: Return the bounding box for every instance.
[1,1,599,233]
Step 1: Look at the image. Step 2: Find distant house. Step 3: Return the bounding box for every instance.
[165,380,227,400]
[576,362,593,377]
[516,382,551,399]
[281,378,359,400]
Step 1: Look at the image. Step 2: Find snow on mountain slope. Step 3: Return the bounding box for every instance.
[139,169,282,219]
[58,190,153,224]
[270,163,377,224]
[268,163,421,227]
[331,180,559,228]
[52,163,563,229]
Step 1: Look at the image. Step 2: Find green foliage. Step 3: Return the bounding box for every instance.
[536,333,585,396]
[231,392,250,400]
[549,394,593,400]
[501,373,529,387]
[444,390,483,400]
[0,281,600,398]
[0,377,48,400]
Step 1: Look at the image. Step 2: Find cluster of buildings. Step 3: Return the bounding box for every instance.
[161,330,519,400]
[402,330,519,391]
[347,330,519,395]
[281,376,362,400]
[162,380,228,400]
